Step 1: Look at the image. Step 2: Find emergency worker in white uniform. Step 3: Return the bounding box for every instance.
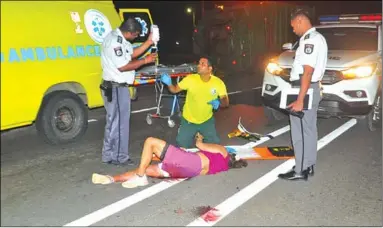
[100,18,158,166]
[278,8,328,180]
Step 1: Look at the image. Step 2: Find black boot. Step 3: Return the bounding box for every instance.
[278,169,308,181]
[292,165,315,176]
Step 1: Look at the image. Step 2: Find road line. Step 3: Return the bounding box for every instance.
[131,107,158,114]
[87,119,97,123]
[227,91,242,95]
[227,87,261,95]
[243,125,290,148]
[186,118,357,226]
[63,125,288,227]
[64,180,184,227]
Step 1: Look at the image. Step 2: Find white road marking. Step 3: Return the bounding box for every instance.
[64,181,184,227]
[63,125,288,227]
[131,106,159,114]
[186,118,357,226]
[227,87,261,95]
[87,86,261,122]
[227,91,242,95]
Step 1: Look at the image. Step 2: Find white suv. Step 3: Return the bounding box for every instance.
[261,14,382,131]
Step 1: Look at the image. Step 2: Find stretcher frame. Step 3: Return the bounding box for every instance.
[134,64,197,128]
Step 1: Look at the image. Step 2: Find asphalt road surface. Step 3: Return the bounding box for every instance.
[1,75,382,227]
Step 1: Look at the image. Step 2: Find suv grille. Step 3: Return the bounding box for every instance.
[278,68,343,85]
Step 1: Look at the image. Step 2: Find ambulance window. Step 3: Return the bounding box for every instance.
[122,12,152,43]
[317,27,378,51]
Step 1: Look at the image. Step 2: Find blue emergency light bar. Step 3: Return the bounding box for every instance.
[319,15,339,22]
[319,14,382,24]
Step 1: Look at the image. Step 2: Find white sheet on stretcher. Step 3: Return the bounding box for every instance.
[135,63,198,76]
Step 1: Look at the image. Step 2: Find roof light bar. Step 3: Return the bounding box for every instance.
[319,14,382,24]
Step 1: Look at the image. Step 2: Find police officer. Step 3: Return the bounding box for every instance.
[278,8,328,180]
[100,18,158,165]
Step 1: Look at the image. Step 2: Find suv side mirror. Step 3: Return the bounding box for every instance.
[282,43,293,50]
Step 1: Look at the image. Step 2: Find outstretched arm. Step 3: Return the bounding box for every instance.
[160,73,184,93]
[195,133,227,155]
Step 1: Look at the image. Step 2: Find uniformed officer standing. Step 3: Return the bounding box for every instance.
[278,8,328,180]
[100,18,158,166]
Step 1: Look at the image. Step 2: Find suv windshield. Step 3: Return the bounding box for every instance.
[316,27,378,51]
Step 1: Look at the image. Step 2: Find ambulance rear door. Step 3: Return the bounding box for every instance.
[118,9,156,60]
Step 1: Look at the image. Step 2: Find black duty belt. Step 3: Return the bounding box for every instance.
[103,80,131,87]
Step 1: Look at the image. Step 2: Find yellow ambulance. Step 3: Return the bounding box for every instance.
[1,1,155,144]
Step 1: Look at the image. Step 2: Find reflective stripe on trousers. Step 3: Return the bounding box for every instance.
[101,86,131,163]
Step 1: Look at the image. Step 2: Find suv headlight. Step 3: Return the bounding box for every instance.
[342,64,377,79]
[266,62,283,75]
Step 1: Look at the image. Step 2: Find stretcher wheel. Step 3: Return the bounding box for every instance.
[146,114,153,125]
[168,119,175,128]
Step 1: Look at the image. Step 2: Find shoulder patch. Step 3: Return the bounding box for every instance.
[117,36,123,44]
[114,46,123,57]
[304,33,310,40]
[304,44,314,54]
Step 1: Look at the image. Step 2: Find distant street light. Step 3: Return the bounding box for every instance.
[186,7,196,27]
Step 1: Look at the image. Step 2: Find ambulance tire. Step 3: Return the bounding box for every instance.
[264,106,287,124]
[36,91,88,145]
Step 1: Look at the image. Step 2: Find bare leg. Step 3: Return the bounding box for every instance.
[113,164,164,182]
[92,137,167,185]
[92,164,164,185]
[136,137,166,176]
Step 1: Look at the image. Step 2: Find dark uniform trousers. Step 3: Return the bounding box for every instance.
[290,82,322,173]
[101,82,131,163]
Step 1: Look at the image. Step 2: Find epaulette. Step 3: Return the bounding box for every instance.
[117,36,123,44]
[304,33,310,40]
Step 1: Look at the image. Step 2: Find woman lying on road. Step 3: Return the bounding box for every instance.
[92,133,248,188]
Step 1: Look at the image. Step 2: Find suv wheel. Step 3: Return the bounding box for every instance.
[366,94,381,132]
[264,106,287,124]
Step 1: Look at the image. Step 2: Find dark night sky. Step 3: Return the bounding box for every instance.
[113,1,382,59]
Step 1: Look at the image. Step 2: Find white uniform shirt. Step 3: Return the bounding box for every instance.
[290,27,328,82]
[101,28,135,84]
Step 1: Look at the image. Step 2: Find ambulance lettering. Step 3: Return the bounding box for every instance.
[0,45,101,63]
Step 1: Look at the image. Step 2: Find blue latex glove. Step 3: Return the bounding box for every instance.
[207,98,220,110]
[225,146,237,154]
[160,73,172,86]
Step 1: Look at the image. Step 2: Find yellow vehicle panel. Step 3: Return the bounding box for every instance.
[1,1,154,131]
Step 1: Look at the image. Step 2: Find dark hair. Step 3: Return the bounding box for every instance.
[290,7,313,24]
[228,153,248,169]
[120,17,142,34]
[199,55,214,68]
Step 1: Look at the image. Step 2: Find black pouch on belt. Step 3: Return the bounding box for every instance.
[100,81,113,102]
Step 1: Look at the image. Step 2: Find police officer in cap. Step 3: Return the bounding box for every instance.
[100,18,158,165]
[278,8,328,180]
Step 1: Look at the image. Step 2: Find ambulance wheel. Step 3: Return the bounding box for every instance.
[36,91,88,145]
[264,106,286,124]
[146,114,153,125]
[365,94,381,132]
[168,119,175,128]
